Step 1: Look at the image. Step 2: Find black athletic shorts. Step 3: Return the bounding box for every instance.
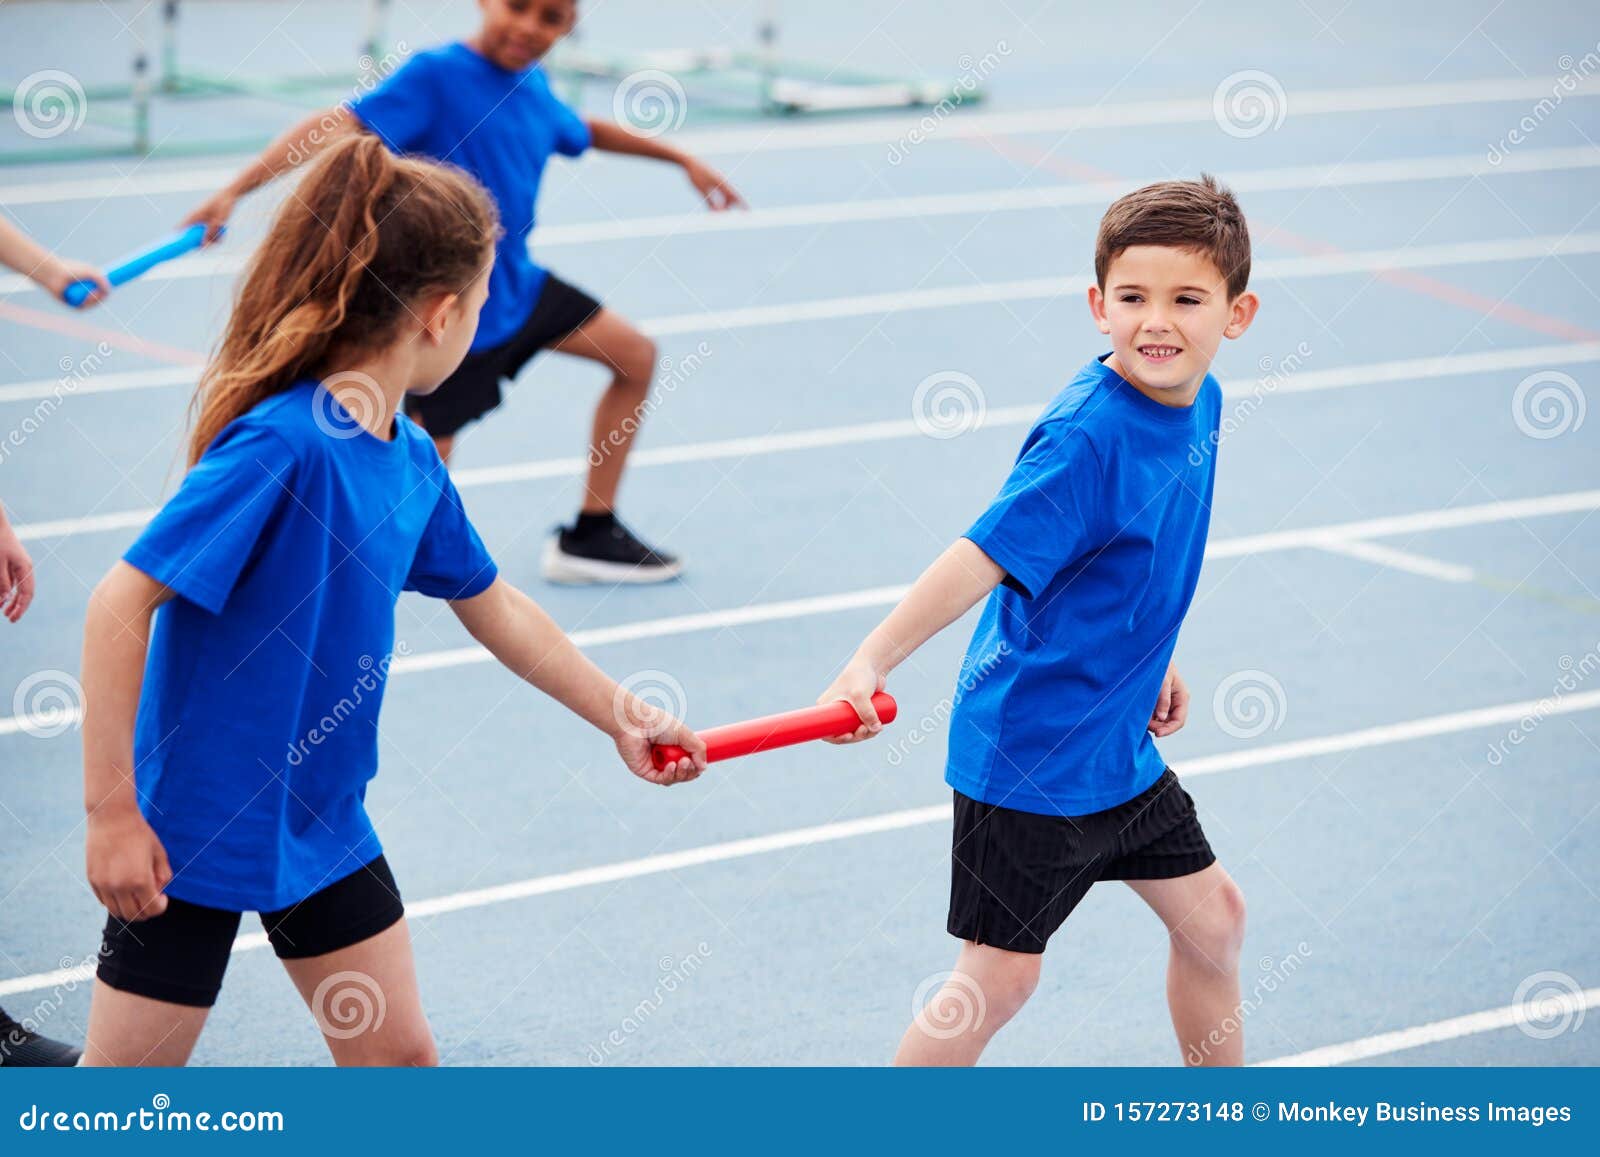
[96,856,405,1008]
[404,272,603,438]
[948,768,1215,954]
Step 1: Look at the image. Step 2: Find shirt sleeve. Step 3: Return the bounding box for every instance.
[123,420,298,614]
[348,54,438,154]
[538,70,591,157]
[963,422,1105,600]
[404,468,499,600]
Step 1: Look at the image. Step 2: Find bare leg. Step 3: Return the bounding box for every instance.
[893,941,1041,1066]
[549,308,657,514]
[279,918,437,1067]
[81,979,211,1067]
[1127,863,1247,1066]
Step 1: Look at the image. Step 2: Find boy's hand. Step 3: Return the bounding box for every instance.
[1148,662,1189,738]
[36,257,110,308]
[86,804,172,922]
[613,698,708,786]
[682,158,746,211]
[181,189,237,244]
[0,519,36,622]
[817,657,887,744]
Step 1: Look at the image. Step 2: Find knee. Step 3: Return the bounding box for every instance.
[1172,881,1247,972]
[615,335,657,391]
[960,950,1040,1029]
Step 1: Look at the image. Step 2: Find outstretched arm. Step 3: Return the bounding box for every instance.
[817,539,1006,742]
[0,214,110,305]
[585,119,745,210]
[449,577,707,783]
[181,107,363,239]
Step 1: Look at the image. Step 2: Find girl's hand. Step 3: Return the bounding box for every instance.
[86,805,172,922]
[613,699,708,786]
[817,656,887,744]
[1148,661,1190,738]
[682,158,745,211]
[181,189,236,244]
[0,520,35,622]
[36,257,110,308]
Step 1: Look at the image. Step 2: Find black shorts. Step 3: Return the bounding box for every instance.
[96,856,405,1008]
[405,272,603,438]
[948,769,1215,954]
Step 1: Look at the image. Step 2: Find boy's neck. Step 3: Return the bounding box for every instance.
[1103,352,1204,409]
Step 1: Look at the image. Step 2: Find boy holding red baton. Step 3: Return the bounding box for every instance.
[818,177,1259,1067]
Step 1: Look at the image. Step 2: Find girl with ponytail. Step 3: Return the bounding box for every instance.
[78,136,706,1067]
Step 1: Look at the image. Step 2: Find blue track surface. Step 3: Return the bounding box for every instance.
[0,0,1596,1066]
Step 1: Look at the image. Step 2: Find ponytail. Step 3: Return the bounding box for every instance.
[187,133,498,465]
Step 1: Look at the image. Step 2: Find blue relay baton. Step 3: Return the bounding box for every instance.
[63,223,218,307]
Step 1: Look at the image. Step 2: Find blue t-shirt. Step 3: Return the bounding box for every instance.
[350,43,592,351]
[945,356,1222,817]
[123,382,498,911]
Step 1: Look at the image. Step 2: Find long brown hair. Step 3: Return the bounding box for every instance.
[187,134,499,465]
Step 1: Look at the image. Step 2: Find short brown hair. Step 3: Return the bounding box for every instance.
[1095,174,1250,299]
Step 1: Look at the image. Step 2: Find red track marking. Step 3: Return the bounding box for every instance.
[0,301,206,366]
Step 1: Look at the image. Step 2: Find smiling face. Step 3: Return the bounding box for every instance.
[1088,244,1259,407]
[474,0,575,70]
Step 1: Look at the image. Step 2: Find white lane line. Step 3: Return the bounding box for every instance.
[6,144,1596,297]
[1257,987,1600,1066]
[13,340,1600,543]
[5,687,1598,1000]
[1,75,1591,208]
[1313,538,1478,583]
[5,493,1599,740]
[601,233,1600,337]
[4,225,1597,407]
[1208,489,1600,560]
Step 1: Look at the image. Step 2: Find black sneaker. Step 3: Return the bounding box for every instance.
[0,1006,81,1066]
[542,513,683,585]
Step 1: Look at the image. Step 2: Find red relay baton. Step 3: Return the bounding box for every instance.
[651,692,898,771]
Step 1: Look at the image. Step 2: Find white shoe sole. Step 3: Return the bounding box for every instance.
[541,539,685,585]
